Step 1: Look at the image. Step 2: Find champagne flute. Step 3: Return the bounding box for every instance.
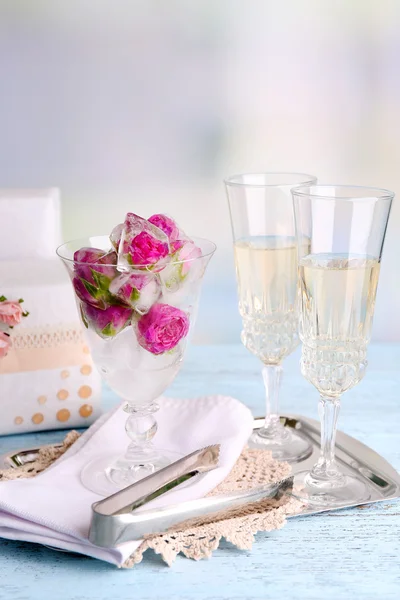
[225,173,317,461]
[292,184,394,507]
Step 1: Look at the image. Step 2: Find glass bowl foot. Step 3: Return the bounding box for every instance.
[81,449,182,496]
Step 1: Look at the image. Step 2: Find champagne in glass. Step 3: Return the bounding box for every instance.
[226,173,316,462]
[234,236,308,364]
[292,185,393,507]
[299,254,380,396]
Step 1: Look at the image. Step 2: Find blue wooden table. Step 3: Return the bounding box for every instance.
[0,343,399,600]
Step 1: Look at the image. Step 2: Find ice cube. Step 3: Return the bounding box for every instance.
[138,341,185,372]
[148,213,188,250]
[81,302,132,338]
[91,327,184,405]
[117,213,171,273]
[110,223,123,251]
[109,326,142,370]
[109,272,161,314]
[73,248,118,309]
[159,240,203,294]
[89,326,142,377]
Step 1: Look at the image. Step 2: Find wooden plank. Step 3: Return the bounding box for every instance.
[0,343,398,599]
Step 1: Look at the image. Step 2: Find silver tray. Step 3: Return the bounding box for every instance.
[1,414,399,520]
[253,415,400,516]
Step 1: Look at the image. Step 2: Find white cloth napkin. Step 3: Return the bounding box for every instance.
[0,395,253,566]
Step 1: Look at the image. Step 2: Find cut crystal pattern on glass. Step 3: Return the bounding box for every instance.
[301,344,367,397]
[225,173,317,462]
[241,312,299,365]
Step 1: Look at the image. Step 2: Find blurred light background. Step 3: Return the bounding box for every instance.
[1,0,399,342]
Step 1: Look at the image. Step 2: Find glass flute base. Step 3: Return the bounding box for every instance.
[292,470,371,508]
[81,447,182,496]
[248,423,313,463]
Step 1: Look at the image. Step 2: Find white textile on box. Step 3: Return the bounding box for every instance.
[0,189,62,259]
[0,259,78,327]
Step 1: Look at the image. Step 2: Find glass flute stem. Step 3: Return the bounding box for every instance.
[259,365,287,440]
[310,396,342,482]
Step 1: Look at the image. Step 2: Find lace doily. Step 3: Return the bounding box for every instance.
[0,431,80,481]
[0,434,303,566]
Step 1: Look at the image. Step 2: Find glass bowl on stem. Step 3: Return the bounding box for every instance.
[57,235,215,496]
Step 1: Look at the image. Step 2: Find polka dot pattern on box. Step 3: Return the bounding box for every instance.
[56,408,70,423]
[32,413,44,425]
[6,354,101,434]
[78,385,92,399]
[79,404,93,418]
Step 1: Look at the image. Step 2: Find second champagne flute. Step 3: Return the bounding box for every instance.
[225,173,316,461]
[291,183,394,506]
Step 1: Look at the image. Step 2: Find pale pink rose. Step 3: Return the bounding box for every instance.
[148,214,180,242]
[0,331,11,358]
[137,303,189,354]
[0,301,23,327]
[148,214,187,254]
[179,241,202,277]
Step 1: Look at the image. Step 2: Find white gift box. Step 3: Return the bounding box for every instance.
[0,188,63,260]
[0,189,102,435]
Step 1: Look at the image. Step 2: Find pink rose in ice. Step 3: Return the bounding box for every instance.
[109,272,160,314]
[129,231,169,268]
[0,331,11,358]
[117,213,170,272]
[74,248,116,281]
[137,303,189,354]
[148,214,180,241]
[148,213,186,253]
[73,247,117,309]
[0,300,23,327]
[81,302,132,338]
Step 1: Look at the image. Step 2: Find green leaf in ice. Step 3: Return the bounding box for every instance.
[80,305,89,328]
[130,287,140,304]
[101,323,116,337]
[81,278,99,299]
[90,269,111,292]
